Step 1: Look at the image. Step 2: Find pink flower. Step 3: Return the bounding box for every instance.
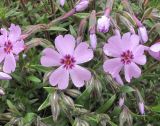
[97,15,110,33]
[149,42,160,60]
[103,32,146,82]
[41,34,93,90]
[59,0,66,6]
[0,24,24,73]
[75,0,89,12]
[90,34,97,49]
[138,102,145,115]
[138,26,148,43]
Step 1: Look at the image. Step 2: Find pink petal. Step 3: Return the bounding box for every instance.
[12,40,24,55]
[133,45,147,65]
[8,24,21,43]
[150,42,160,52]
[0,48,6,63]
[133,45,146,56]
[0,72,12,80]
[0,28,8,41]
[133,55,146,65]
[121,32,139,51]
[130,34,140,49]
[70,65,91,87]
[115,74,124,86]
[0,35,6,46]
[41,48,61,67]
[103,58,123,77]
[124,62,141,82]
[104,35,122,57]
[49,67,69,90]
[74,42,93,64]
[3,53,16,73]
[55,34,76,55]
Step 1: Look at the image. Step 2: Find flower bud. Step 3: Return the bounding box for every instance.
[90,34,97,49]
[138,26,148,43]
[149,42,160,61]
[0,72,12,80]
[138,102,145,115]
[97,16,110,33]
[59,0,66,6]
[0,88,5,96]
[119,97,124,108]
[129,26,135,34]
[75,0,89,12]
[114,29,121,37]
[133,15,148,43]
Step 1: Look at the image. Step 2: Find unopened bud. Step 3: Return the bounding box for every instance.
[0,88,5,96]
[138,102,145,115]
[75,0,89,12]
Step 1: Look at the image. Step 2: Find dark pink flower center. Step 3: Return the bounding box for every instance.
[121,50,134,64]
[60,55,76,69]
[4,41,13,54]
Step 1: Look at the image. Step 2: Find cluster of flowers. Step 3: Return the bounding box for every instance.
[0,24,25,81]
[1,0,159,115]
[40,0,159,115]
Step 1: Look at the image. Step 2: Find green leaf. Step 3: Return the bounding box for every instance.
[108,120,118,126]
[27,75,41,83]
[23,113,36,124]
[74,13,89,19]
[69,25,77,37]
[96,95,116,113]
[43,87,55,93]
[120,86,135,93]
[47,26,68,31]
[75,86,92,106]
[6,100,21,116]
[38,94,50,111]
[150,105,160,112]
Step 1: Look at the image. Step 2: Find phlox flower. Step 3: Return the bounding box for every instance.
[103,32,147,82]
[41,34,93,90]
[0,24,25,73]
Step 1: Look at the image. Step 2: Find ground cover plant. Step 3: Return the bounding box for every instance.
[0,0,160,126]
